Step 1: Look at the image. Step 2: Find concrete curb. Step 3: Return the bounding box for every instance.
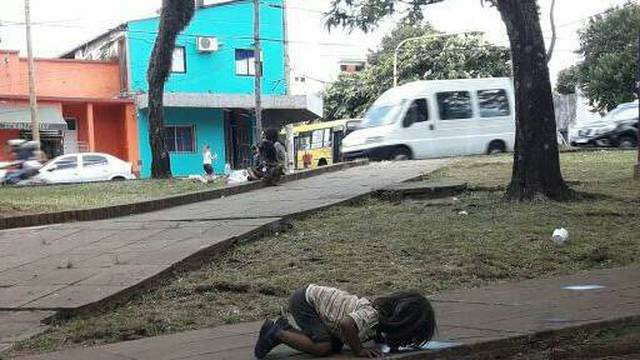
[0,160,368,231]
[390,315,640,360]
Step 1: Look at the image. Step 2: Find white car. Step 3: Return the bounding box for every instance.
[33,153,136,184]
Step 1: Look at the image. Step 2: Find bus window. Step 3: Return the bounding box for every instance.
[323,128,332,146]
[297,133,311,150]
[311,130,324,149]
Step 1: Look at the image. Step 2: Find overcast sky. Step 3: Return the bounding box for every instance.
[0,0,633,92]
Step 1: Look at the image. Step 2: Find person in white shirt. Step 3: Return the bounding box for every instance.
[202,144,217,181]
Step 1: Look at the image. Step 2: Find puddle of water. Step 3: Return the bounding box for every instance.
[380,341,461,353]
[562,285,606,291]
[544,318,572,323]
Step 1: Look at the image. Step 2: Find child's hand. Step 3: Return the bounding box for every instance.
[357,347,383,358]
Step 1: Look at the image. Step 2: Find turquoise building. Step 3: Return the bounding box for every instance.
[63,0,322,177]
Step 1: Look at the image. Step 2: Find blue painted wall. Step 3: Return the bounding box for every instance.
[129,0,285,177]
[138,108,226,178]
[127,0,286,95]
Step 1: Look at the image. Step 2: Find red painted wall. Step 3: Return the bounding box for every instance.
[94,105,125,160]
[0,51,122,99]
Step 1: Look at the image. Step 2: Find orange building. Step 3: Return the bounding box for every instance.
[0,50,138,170]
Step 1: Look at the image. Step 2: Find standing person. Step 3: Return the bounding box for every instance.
[202,144,217,182]
[254,285,436,358]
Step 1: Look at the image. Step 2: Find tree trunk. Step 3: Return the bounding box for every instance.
[148,80,171,178]
[496,0,574,201]
[147,0,195,178]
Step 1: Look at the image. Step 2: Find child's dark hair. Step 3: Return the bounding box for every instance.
[373,291,436,349]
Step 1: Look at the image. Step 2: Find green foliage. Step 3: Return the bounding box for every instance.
[556,66,578,94]
[576,3,640,112]
[323,24,511,120]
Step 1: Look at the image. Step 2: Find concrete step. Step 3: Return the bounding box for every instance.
[377,180,467,200]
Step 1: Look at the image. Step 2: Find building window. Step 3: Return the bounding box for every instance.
[436,91,473,120]
[171,47,186,73]
[477,89,511,118]
[64,118,77,131]
[165,125,195,152]
[235,49,255,76]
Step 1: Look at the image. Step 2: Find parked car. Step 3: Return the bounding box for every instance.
[570,101,638,148]
[341,78,515,161]
[32,153,136,184]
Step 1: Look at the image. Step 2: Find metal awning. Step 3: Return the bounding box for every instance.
[0,105,67,131]
[136,93,323,126]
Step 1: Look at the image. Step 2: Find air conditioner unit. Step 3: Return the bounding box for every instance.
[197,37,218,52]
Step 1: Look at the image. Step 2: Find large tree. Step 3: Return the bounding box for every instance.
[575,3,640,113]
[324,24,511,120]
[327,0,573,201]
[147,0,195,178]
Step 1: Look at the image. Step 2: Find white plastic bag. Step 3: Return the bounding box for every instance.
[227,170,249,185]
[552,228,569,245]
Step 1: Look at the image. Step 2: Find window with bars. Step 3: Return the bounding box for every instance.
[164,126,195,152]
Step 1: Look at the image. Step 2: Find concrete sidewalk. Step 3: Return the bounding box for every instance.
[0,160,447,351]
[16,266,640,360]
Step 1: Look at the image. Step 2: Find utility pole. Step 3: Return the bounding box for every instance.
[24,0,40,149]
[635,32,640,179]
[253,0,263,143]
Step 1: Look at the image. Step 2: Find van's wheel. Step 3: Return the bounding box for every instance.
[317,158,328,166]
[392,147,412,161]
[111,176,126,181]
[487,140,507,155]
[617,135,637,149]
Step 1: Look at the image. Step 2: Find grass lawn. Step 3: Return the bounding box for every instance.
[10,150,640,356]
[0,178,224,217]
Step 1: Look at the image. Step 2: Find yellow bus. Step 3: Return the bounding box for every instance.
[290,119,361,170]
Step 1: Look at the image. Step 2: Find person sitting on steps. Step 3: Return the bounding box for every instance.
[254,284,436,358]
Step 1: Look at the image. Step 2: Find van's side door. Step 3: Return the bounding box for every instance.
[433,90,477,156]
[399,97,436,158]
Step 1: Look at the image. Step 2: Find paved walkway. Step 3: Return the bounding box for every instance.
[16,266,640,359]
[0,160,447,350]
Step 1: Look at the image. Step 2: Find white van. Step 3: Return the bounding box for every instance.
[341,78,515,161]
